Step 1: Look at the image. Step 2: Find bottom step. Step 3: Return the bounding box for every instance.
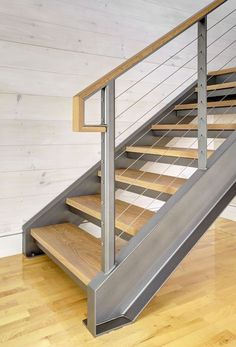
[31,223,125,287]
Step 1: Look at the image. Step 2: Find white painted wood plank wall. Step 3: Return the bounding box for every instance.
[0,0,235,257]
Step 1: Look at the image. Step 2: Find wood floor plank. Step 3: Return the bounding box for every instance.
[174,99,236,110]
[126,145,214,159]
[208,67,236,76]
[66,195,154,235]
[151,123,236,130]
[98,169,186,195]
[195,81,236,91]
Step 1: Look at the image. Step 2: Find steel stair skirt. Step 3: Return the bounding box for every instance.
[125,181,236,322]
[86,132,236,336]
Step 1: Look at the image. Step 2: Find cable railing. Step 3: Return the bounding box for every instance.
[73,0,228,132]
[113,56,236,239]
[115,81,236,240]
[115,99,236,243]
[114,69,236,242]
[115,26,235,120]
[72,0,235,273]
[115,34,235,141]
[115,8,235,101]
[114,52,236,176]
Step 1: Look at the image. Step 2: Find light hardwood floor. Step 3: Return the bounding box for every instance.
[0,217,236,347]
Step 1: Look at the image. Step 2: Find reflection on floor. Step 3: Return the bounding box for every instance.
[0,217,236,347]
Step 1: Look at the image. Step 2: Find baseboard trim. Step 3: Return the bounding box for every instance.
[0,233,22,258]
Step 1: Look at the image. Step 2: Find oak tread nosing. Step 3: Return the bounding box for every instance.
[174,100,236,110]
[98,169,186,195]
[208,67,236,76]
[195,81,236,92]
[126,145,214,159]
[66,195,154,235]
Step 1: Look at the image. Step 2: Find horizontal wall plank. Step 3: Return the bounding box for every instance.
[0,13,190,65]
[0,0,233,37]
[143,0,236,23]
[0,67,197,97]
[0,168,87,199]
[0,194,56,231]
[0,120,100,145]
[0,0,200,42]
[0,83,185,119]
[0,119,145,145]
[0,40,198,81]
[0,94,72,120]
[0,13,234,67]
[0,37,234,86]
[0,144,100,172]
[0,224,22,237]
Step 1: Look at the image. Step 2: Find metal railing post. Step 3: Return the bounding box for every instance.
[198,16,208,170]
[101,80,116,273]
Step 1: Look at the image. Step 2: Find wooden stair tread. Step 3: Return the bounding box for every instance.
[66,195,154,236]
[195,81,236,91]
[98,169,186,195]
[174,100,236,110]
[31,223,101,285]
[126,145,214,159]
[151,123,236,130]
[208,67,236,76]
[31,223,126,285]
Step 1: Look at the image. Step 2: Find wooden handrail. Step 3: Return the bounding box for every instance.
[73,0,227,132]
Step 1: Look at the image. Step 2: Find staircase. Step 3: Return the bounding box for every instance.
[23,0,236,337]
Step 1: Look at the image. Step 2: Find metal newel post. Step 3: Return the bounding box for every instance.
[101,80,116,273]
[198,16,207,170]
